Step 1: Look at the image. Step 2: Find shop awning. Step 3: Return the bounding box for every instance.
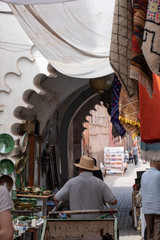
[2,0,115,78]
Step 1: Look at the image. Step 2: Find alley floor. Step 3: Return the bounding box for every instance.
[104,159,150,240]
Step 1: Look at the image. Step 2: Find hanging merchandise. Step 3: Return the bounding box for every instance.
[139,73,160,160]
[111,74,126,138]
[0,159,14,175]
[109,0,137,97]
[139,73,160,143]
[15,174,21,188]
[130,0,153,97]
[0,133,15,154]
[119,87,140,139]
[15,156,28,174]
[19,132,28,154]
[142,0,160,77]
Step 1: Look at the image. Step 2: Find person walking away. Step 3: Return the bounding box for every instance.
[54,155,117,219]
[132,143,138,166]
[141,160,160,240]
[0,186,14,240]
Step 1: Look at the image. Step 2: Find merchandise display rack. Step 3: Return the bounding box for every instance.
[104,147,124,175]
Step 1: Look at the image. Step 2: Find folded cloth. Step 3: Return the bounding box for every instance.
[119,87,140,138]
[130,0,153,97]
[109,0,137,97]
[142,0,160,78]
[111,75,126,138]
[139,73,160,143]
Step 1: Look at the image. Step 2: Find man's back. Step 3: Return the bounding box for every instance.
[56,171,116,218]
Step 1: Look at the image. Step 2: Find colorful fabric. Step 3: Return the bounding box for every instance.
[111,75,126,138]
[119,87,140,138]
[109,0,138,97]
[139,73,160,143]
[130,0,153,97]
[142,0,160,77]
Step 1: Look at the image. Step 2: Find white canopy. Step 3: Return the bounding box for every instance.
[3,0,115,78]
[1,0,74,4]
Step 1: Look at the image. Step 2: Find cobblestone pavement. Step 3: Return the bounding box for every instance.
[104,159,150,240]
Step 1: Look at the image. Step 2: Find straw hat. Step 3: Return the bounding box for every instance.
[73,156,99,171]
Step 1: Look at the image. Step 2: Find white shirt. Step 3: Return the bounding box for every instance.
[55,171,116,219]
[141,167,160,214]
[0,186,13,212]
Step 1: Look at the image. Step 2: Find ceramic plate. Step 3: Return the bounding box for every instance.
[0,175,13,190]
[0,159,14,175]
[15,157,27,174]
[19,132,28,153]
[0,133,14,154]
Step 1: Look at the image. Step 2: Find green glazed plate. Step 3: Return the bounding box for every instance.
[0,133,14,154]
[0,159,14,175]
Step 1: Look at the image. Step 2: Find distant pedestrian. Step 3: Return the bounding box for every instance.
[132,143,138,166]
[141,160,160,240]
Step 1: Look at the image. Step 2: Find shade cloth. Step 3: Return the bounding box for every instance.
[1,0,72,4]
[119,87,140,139]
[130,0,153,97]
[109,0,137,97]
[4,0,115,79]
[142,0,160,77]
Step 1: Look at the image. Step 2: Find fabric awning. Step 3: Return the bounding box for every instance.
[1,0,74,4]
[2,0,115,78]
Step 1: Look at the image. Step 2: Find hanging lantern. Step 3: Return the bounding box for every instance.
[89,75,113,94]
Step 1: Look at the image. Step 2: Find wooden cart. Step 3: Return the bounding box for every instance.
[41,209,118,240]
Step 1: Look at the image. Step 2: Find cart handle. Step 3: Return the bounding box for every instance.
[49,209,117,216]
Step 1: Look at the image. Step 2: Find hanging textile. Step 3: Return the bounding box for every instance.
[130,0,153,97]
[6,0,115,79]
[109,0,137,97]
[111,75,126,138]
[139,74,160,161]
[119,87,140,139]
[142,0,160,77]
[141,141,160,161]
[139,73,160,143]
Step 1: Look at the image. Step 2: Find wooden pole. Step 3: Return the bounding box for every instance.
[38,136,41,186]
[28,134,35,186]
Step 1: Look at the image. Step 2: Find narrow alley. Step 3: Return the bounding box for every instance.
[104,160,149,240]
